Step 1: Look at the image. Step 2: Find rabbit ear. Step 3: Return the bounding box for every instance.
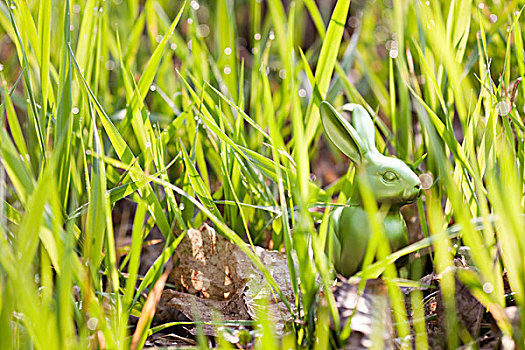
[320,101,364,164]
[342,104,377,153]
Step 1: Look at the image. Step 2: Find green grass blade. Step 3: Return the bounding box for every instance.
[304,0,351,147]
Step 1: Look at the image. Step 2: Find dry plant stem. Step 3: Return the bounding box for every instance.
[131,261,173,350]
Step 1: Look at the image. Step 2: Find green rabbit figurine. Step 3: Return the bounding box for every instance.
[320,101,422,277]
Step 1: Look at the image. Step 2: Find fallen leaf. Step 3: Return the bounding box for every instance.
[158,224,295,335]
[331,278,394,349]
[426,264,488,349]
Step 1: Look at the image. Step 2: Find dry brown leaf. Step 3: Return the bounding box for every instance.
[158,224,295,334]
[331,278,394,350]
[168,224,241,299]
[427,264,488,349]
[238,246,295,326]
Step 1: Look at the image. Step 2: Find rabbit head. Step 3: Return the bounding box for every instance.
[320,101,422,206]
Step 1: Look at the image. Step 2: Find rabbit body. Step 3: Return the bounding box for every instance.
[329,205,408,277]
[320,101,422,277]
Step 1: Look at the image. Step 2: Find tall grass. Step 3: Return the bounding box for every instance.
[0,0,524,348]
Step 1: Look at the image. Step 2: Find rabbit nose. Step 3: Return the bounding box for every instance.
[405,184,422,201]
[414,184,422,197]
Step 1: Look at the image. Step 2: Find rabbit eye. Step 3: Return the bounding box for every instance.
[382,171,398,182]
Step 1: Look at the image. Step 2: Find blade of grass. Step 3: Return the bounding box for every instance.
[304,0,351,147]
